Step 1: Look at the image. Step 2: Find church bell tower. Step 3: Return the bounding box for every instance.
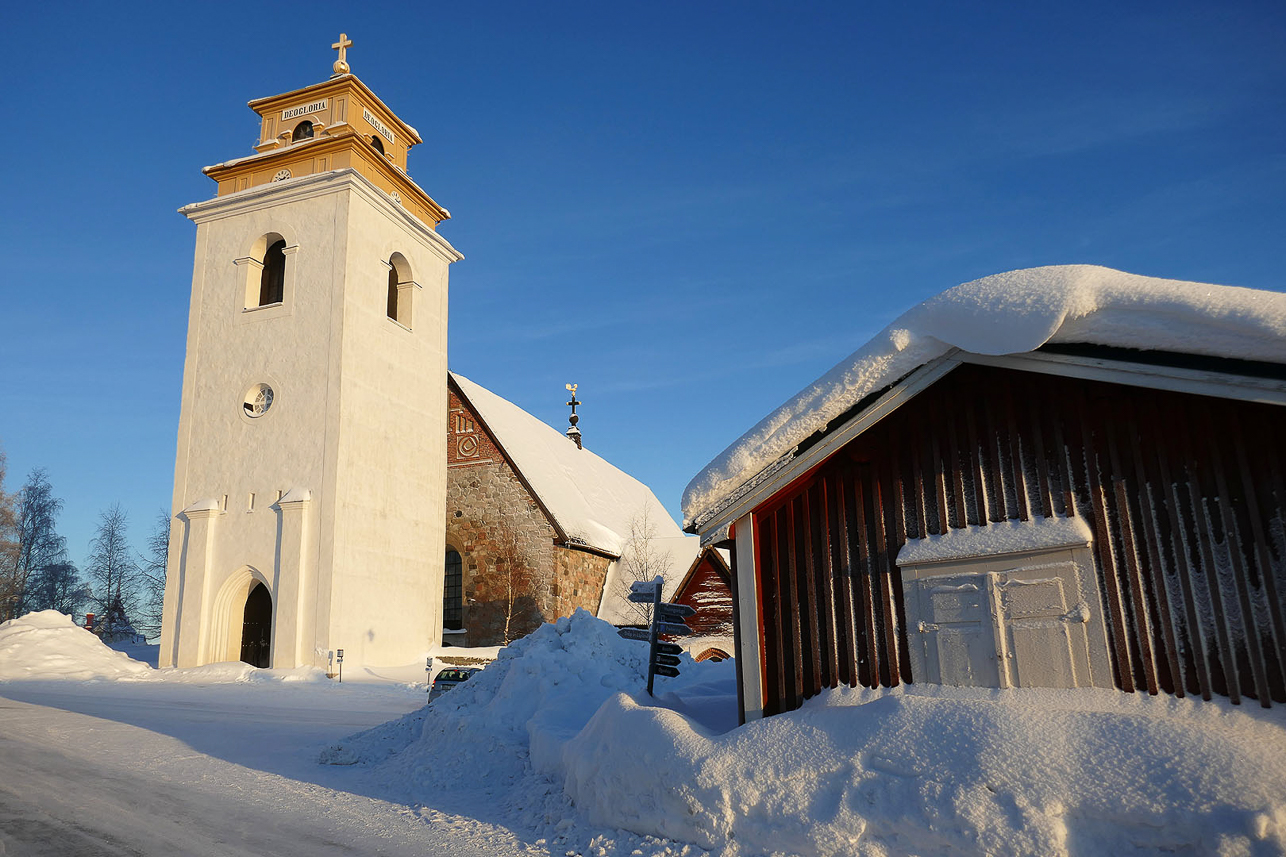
[159,37,462,671]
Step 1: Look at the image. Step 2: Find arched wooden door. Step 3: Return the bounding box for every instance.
[240,582,272,668]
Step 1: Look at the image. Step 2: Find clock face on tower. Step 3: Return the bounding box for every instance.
[242,383,275,417]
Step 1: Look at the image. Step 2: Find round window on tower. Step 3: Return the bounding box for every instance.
[242,383,275,418]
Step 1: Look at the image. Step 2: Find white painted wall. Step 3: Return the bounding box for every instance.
[160,170,461,672]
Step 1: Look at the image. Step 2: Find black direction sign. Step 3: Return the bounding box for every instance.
[615,580,698,693]
[656,603,696,620]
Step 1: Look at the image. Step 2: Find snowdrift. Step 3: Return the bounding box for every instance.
[567,687,1286,856]
[0,611,153,681]
[0,611,331,685]
[320,609,722,775]
[343,610,1286,857]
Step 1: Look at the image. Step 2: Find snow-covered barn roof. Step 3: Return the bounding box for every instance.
[683,265,1286,531]
[450,372,689,557]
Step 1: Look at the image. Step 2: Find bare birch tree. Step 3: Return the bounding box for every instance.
[12,469,70,617]
[616,505,674,626]
[0,448,20,622]
[136,510,170,639]
[26,562,87,616]
[493,523,536,645]
[86,504,140,640]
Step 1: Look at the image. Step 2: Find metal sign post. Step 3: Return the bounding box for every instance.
[618,578,697,695]
[336,648,344,683]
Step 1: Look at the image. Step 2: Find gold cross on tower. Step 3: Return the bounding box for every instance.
[332,33,353,76]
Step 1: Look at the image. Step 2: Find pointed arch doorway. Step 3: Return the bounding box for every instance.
[240,582,272,668]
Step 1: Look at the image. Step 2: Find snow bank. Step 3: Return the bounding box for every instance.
[322,609,704,774]
[565,685,1286,857]
[158,662,332,684]
[683,265,1286,529]
[0,611,153,681]
[341,608,1285,857]
[0,611,331,686]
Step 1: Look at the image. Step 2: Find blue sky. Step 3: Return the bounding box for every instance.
[1,1,1283,565]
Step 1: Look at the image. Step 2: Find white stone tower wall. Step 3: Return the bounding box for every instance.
[325,181,451,667]
[160,170,459,671]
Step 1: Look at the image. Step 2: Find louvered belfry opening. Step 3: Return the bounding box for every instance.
[751,362,1286,716]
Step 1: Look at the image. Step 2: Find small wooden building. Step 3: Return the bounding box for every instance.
[684,266,1286,723]
[669,546,735,661]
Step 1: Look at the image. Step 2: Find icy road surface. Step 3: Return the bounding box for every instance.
[0,680,538,856]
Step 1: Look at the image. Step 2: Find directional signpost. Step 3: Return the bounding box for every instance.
[618,577,698,694]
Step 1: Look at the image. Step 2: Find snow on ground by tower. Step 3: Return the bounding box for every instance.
[682,265,1286,528]
[0,610,334,685]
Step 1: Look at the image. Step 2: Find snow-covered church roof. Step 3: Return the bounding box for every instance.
[683,265,1286,530]
[450,372,689,557]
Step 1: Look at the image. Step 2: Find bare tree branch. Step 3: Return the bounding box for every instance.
[135,510,170,639]
[86,504,141,641]
[616,506,674,626]
[0,448,21,621]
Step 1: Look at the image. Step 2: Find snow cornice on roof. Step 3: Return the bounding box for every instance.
[683,265,1286,534]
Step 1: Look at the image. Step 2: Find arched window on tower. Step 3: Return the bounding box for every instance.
[387,266,399,319]
[370,135,385,155]
[292,120,314,141]
[386,252,414,327]
[237,232,292,313]
[444,550,463,631]
[259,239,286,306]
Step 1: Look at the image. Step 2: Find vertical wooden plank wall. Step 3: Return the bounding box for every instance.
[752,363,1286,716]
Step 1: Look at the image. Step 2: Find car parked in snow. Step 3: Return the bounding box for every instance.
[429,667,479,701]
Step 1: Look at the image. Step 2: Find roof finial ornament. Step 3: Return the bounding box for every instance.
[565,383,583,450]
[331,33,353,76]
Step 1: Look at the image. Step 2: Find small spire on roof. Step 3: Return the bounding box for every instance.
[565,383,582,449]
[331,33,353,76]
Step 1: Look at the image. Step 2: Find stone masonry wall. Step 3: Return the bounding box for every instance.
[553,549,612,619]
[446,384,613,646]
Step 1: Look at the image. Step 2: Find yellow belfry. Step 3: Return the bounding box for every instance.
[203,34,449,231]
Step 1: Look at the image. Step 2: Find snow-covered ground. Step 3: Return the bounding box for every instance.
[3,610,1285,856]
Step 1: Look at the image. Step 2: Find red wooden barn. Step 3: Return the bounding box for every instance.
[683,266,1286,723]
[669,546,735,661]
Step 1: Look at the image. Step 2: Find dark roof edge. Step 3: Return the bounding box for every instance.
[1039,342,1286,381]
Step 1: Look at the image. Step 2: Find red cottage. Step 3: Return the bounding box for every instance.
[683,266,1286,723]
